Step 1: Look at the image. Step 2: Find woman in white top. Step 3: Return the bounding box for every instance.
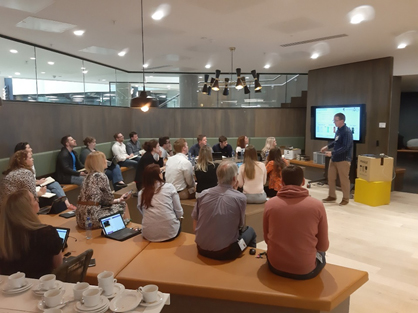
[137,164,183,242]
[260,137,277,161]
[237,145,267,204]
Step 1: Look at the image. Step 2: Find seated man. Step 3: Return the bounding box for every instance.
[192,160,257,260]
[112,132,140,168]
[263,165,329,280]
[126,131,141,156]
[55,135,86,186]
[188,134,207,157]
[159,136,173,159]
[212,135,233,158]
[165,138,195,200]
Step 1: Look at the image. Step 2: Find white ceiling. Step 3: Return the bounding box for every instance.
[0,0,417,90]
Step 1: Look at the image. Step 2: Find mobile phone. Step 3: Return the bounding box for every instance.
[59,211,76,218]
[89,259,96,267]
[123,190,133,199]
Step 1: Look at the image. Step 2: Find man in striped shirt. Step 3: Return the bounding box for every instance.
[320,113,353,206]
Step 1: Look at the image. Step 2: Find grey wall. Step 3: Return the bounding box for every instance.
[399,92,418,144]
[305,57,400,159]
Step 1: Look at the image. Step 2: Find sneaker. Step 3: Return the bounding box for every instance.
[322,196,337,203]
[339,200,349,206]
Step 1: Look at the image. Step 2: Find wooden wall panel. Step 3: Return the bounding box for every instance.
[305,57,399,158]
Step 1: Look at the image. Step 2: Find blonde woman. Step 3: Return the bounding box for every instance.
[261,137,277,161]
[194,145,219,198]
[237,145,267,203]
[0,190,63,278]
[0,150,46,204]
[76,151,131,229]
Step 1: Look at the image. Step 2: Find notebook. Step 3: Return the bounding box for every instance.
[98,213,141,241]
[55,227,70,251]
[212,152,223,161]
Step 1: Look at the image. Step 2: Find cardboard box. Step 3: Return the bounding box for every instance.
[313,152,326,164]
[357,155,394,182]
[284,148,301,160]
[354,178,391,206]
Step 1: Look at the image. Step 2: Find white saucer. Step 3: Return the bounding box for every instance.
[2,280,33,295]
[103,283,125,299]
[139,292,164,307]
[75,296,109,312]
[33,281,64,295]
[109,290,143,312]
[37,300,65,311]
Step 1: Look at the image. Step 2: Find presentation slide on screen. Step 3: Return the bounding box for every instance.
[315,106,361,141]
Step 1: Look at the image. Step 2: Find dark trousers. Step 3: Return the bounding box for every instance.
[198,226,257,260]
[267,251,326,280]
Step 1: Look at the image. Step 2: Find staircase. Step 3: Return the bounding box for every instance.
[281,90,307,107]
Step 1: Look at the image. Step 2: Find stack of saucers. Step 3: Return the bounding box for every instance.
[1,280,33,295]
[74,296,109,313]
[32,280,64,296]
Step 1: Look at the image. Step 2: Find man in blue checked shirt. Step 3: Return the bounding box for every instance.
[320,113,353,206]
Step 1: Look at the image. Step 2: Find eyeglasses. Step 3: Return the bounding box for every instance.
[333,119,340,122]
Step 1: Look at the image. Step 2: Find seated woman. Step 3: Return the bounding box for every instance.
[194,145,218,198]
[237,145,267,204]
[235,135,249,156]
[0,150,46,204]
[14,142,76,210]
[265,147,289,197]
[0,189,63,278]
[80,136,126,190]
[137,164,183,242]
[76,151,131,229]
[260,137,277,161]
[135,140,164,191]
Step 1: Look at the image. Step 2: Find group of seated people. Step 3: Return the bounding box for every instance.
[0,134,328,282]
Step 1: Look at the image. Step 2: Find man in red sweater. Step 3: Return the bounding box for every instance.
[263,165,329,280]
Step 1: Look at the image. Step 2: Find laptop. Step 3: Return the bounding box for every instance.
[55,227,70,251]
[98,213,141,241]
[212,152,223,161]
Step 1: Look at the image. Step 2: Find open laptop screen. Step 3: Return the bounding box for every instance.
[99,213,126,235]
[55,227,70,251]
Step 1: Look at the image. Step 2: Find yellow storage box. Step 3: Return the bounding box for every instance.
[354,178,391,206]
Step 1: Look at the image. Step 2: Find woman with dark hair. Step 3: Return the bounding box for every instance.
[134,140,164,191]
[0,189,63,278]
[137,164,183,242]
[237,145,267,203]
[236,135,249,155]
[80,136,126,190]
[265,147,289,197]
[14,142,76,210]
[194,145,219,198]
[0,150,46,204]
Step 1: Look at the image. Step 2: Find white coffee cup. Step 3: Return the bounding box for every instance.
[139,284,159,303]
[43,289,65,308]
[8,272,26,289]
[73,282,90,300]
[39,274,56,290]
[82,288,102,307]
[97,271,117,296]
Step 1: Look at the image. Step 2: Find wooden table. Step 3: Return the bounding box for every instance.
[116,233,368,313]
[39,213,150,284]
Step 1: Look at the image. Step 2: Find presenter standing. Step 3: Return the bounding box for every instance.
[320,113,353,206]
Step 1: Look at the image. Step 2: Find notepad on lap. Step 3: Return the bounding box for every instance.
[40,176,55,187]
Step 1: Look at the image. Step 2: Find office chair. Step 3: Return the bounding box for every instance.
[53,249,93,283]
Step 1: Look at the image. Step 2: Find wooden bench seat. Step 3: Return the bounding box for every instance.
[61,184,79,193]
[116,232,368,313]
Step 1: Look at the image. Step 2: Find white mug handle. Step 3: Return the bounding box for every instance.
[98,287,103,294]
[113,279,117,283]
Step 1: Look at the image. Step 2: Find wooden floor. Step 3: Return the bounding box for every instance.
[257,183,418,313]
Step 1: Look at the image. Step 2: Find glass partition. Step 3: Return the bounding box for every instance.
[1,36,307,108]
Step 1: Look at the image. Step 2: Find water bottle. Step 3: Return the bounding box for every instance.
[85,217,92,240]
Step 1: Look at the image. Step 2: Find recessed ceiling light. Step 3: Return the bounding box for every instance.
[30,57,36,60]
[41,72,46,74]
[397,43,407,49]
[151,4,170,20]
[48,61,54,65]
[118,51,126,57]
[15,72,21,75]
[143,63,149,68]
[348,5,375,24]
[73,30,85,36]
[205,64,211,69]
[264,64,271,69]
[350,14,364,24]
[152,11,164,20]
[311,53,319,59]
[10,49,18,54]
[82,70,88,74]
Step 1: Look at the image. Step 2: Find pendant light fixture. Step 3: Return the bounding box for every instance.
[131,0,153,112]
[212,70,221,91]
[251,70,262,91]
[223,78,229,96]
